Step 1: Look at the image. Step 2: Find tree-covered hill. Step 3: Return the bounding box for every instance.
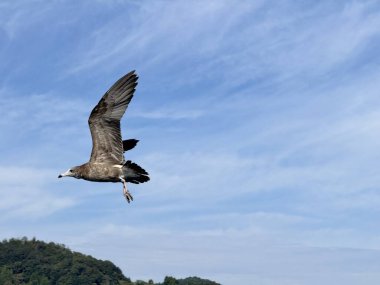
[0,238,220,285]
[0,237,130,285]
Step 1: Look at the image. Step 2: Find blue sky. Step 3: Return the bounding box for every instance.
[1,0,380,284]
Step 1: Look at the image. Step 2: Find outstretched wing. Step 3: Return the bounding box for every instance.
[88,71,138,164]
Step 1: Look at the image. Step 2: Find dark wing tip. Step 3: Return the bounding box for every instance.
[89,70,139,124]
[111,70,138,92]
[123,139,139,152]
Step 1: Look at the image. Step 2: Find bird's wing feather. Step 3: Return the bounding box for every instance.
[88,71,138,164]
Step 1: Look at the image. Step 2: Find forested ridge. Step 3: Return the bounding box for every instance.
[0,238,220,285]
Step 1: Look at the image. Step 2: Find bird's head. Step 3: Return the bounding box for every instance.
[58,166,81,179]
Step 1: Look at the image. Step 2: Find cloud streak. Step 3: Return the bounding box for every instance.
[0,166,75,219]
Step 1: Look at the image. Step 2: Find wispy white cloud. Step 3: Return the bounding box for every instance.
[130,107,204,120]
[0,166,75,219]
[63,0,380,93]
[0,1,52,39]
[0,90,89,128]
[64,0,264,75]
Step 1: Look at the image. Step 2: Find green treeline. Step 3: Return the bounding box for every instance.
[0,238,220,285]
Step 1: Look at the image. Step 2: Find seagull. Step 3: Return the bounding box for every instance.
[58,71,149,203]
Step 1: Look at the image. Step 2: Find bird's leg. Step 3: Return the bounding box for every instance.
[120,178,133,203]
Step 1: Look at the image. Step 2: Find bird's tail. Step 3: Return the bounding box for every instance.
[123,160,150,184]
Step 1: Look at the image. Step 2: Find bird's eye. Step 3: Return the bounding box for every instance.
[69,169,73,172]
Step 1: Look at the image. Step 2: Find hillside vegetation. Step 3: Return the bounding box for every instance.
[0,238,220,285]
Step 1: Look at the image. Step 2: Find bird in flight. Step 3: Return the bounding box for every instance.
[58,71,149,203]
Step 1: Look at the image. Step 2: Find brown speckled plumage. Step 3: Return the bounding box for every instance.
[58,71,149,203]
